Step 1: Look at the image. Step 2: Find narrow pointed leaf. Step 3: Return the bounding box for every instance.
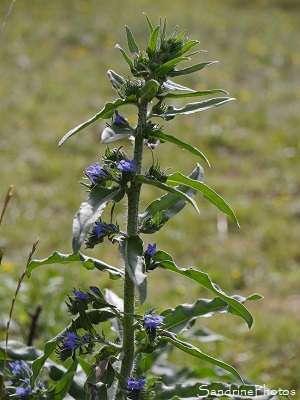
[143,13,154,33]
[166,170,239,226]
[107,70,126,91]
[139,79,159,101]
[58,96,137,146]
[135,175,199,213]
[153,97,235,118]
[172,40,199,58]
[150,130,210,166]
[72,186,126,254]
[154,57,190,76]
[168,61,218,76]
[27,251,123,280]
[147,26,160,56]
[47,359,78,400]
[160,88,228,99]
[161,331,243,382]
[115,44,133,67]
[118,236,147,304]
[139,165,203,234]
[162,79,196,92]
[153,252,253,328]
[125,26,140,55]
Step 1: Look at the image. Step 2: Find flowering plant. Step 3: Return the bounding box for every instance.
[1,15,282,400]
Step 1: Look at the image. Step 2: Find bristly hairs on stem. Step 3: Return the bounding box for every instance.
[0,238,39,398]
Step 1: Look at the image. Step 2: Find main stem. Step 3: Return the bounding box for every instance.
[120,99,148,381]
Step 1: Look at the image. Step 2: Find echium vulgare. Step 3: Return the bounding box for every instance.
[8,14,265,400]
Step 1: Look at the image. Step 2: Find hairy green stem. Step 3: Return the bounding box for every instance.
[120,99,148,381]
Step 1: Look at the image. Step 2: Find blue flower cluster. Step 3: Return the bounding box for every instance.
[9,360,44,398]
[64,332,90,351]
[145,243,157,256]
[127,376,147,390]
[92,221,119,238]
[117,159,136,173]
[85,162,106,181]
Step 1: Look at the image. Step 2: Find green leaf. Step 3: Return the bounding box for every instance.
[139,165,203,234]
[147,26,160,56]
[115,44,133,68]
[31,309,115,382]
[118,236,147,304]
[152,97,235,118]
[161,331,243,382]
[168,61,218,76]
[139,79,159,101]
[101,124,134,144]
[172,40,199,58]
[161,297,229,334]
[27,251,123,280]
[143,13,154,33]
[107,70,126,91]
[154,57,190,76]
[150,130,210,166]
[72,186,126,254]
[153,251,254,328]
[166,170,239,226]
[135,175,200,213]
[0,340,41,361]
[47,359,78,400]
[58,96,137,146]
[160,88,228,99]
[162,79,196,93]
[125,25,140,55]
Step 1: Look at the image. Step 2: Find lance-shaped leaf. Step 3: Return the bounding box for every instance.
[146,25,160,56]
[161,331,243,382]
[159,88,228,100]
[138,165,203,234]
[154,57,190,76]
[168,60,218,76]
[162,79,196,93]
[27,251,123,280]
[153,251,254,328]
[166,169,239,226]
[152,97,235,118]
[139,79,159,101]
[31,308,115,382]
[115,44,133,68]
[72,186,126,254]
[143,13,154,33]
[135,175,200,213]
[149,130,210,166]
[107,70,126,91]
[58,96,137,147]
[101,124,134,144]
[47,359,78,400]
[125,25,140,55]
[118,235,147,304]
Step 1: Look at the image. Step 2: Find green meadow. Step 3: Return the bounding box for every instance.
[1,0,299,393]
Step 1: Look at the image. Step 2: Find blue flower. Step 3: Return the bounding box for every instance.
[10,360,31,376]
[85,162,106,181]
[117,159,136,173]
[114,110,127,125]
[92,221,118,238]
[143,314,164,331]
[13,378,31,398]
[127,377,147,391]
[145,243,157,256]
[73,287,90,299]
[89,286,101,295]
[64,332,89,350]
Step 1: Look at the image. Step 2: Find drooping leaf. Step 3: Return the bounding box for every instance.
[118,235,147,304]
[27,251,123,280]
[138,165,203,234]
[139,79,159,101]
[107,70,126,91]
[168,61,217,76]
[152,97,235,118]
[135,175,200,213]
[125,26,140,55]
[166,170,239,226]
[149,130,210,166]
[58,96,137,147]
[153,251,254,328]
[161,331,243,382]
[72,186,125,254]
[154,57,190,76]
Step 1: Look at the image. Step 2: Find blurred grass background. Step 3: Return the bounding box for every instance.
[1,0,300,393]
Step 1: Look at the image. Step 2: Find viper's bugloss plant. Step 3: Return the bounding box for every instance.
[2,14,281,400]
